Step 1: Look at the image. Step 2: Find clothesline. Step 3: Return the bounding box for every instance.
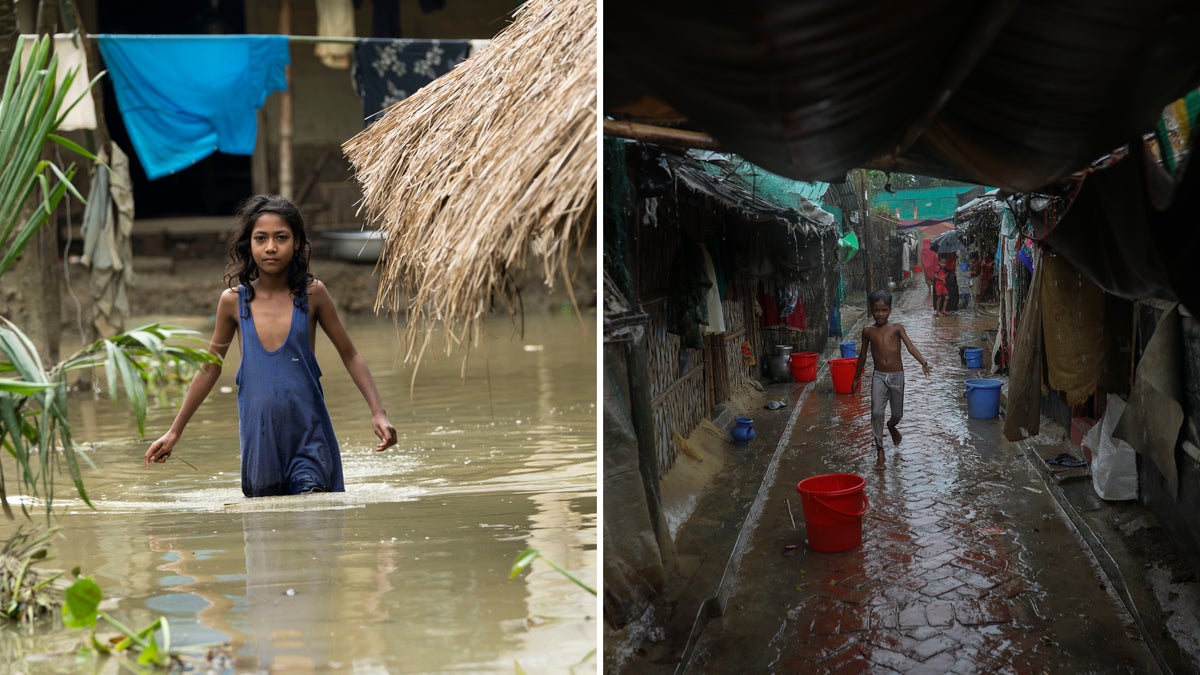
[74,34,471,45]
[24,33,485,182]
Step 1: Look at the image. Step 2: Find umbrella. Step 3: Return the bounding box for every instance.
[929,230,966,254]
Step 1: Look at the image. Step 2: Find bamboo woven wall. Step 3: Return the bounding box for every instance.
[719,278,754,399]
[644,301,707,473]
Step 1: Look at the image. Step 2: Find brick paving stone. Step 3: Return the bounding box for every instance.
[826,652,873,675]
[919,575,963,598]
[916,551,957,570]
[897,602,928,628]
[918,541,958,558]
[993,575,1027,599]
[924,600,955,626]
[862,629,917,655]
[951,567,998,590]
[864,646,923,672]
[910,651,959,675]
[816,581,873,605]
[909,633,957,661]
[868,604,899,630]
[794,631,860,661]
[952,598,989,626]
[977,597,1013,623]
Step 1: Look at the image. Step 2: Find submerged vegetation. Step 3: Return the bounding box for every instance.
[510,547,596,596]
[0,527,72,625]
[0,34,221,669]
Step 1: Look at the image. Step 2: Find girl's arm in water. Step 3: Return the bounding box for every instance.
[309,280,398,452]
[145,289,239,468]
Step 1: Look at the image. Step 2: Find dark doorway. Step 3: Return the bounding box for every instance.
[96,0,253,218]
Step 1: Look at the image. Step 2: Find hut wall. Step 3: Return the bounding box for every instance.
[718,278,755,400]
[635,215,706,475]
[759,237,837,355]
[632,204,768,475]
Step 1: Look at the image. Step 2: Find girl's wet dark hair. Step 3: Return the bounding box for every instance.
[225,194,314,315]
[868,289,893,307]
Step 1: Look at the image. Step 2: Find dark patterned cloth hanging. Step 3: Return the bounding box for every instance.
[667,242,711,349]
[352,38,470,124]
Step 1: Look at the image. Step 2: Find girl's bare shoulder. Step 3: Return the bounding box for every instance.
[217,287,240,308]
[306,278,335,310]
[306,277,330,297]
[214,288,241,322]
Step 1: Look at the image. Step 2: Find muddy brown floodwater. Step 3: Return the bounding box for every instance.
[3,313,597,673]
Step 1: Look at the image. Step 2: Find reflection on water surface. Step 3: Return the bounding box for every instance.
[4,314,597,673]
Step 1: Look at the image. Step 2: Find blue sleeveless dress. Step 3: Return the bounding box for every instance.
[235,285,344,497]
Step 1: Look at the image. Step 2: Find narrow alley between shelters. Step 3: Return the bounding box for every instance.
[671,289,1170,673]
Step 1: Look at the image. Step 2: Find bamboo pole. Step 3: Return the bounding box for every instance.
[278,0,293,198]
[603,119,720,150]
[857,169,877,291]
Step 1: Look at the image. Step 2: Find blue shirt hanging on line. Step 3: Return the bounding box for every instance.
[96,35,290,180]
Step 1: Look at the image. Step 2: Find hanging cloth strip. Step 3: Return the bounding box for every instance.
[95,35,289,180]
[351,37,470,124]
[315,0,356,69]
[18,34,97,131]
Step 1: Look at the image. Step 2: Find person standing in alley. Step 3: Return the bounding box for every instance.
[933,261,949,316]
[851,289,932,467]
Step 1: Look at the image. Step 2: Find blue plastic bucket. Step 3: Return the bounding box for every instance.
[964,347,983,368]
[963,378,1002,418]
[839,341,857,358]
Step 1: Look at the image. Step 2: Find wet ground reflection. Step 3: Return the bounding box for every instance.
[683,291,1157,672]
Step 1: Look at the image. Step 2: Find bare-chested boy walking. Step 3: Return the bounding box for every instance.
[851,289,932,466]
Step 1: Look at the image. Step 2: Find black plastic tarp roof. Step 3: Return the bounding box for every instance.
[605,1,1200,192]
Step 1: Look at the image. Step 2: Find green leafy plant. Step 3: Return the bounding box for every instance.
[509,547,595,596]
[0,35,226,675]
[0,35,219,521]
[0,34,100,276]
[0,320,218,519]
[61,576,235,670]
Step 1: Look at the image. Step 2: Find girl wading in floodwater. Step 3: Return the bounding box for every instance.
[145,195,397,496]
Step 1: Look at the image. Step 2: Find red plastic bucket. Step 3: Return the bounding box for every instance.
[829,357,857,394]
[789,351,818,382]
[796,473,870,552]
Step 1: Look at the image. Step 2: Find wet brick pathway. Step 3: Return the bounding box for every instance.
[676,289,1160,673]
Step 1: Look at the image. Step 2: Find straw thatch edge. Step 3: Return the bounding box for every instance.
[343,0,597,363]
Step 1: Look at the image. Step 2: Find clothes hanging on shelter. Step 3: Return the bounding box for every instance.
[758,282,806,330]
[315,0,355,69]
[699,247,725,334]
[96,35,289,180]
[666,242,710,349]
[366,0,401,37]
[80,142,135,337]
[1114,302,1185,500]
[19,34,97,131]
[352,38,470,124]
[1004,248,1045,442]
[1040,253,1106,406]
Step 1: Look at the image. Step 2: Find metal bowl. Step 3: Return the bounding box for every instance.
[323,230,384,263]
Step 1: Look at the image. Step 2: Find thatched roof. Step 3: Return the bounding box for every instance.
[343,0,596,361]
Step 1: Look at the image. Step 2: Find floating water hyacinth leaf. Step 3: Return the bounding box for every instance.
[509,547,595,596]
[62,577,101,629]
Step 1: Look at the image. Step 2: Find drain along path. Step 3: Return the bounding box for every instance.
[682,290,1160,673]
